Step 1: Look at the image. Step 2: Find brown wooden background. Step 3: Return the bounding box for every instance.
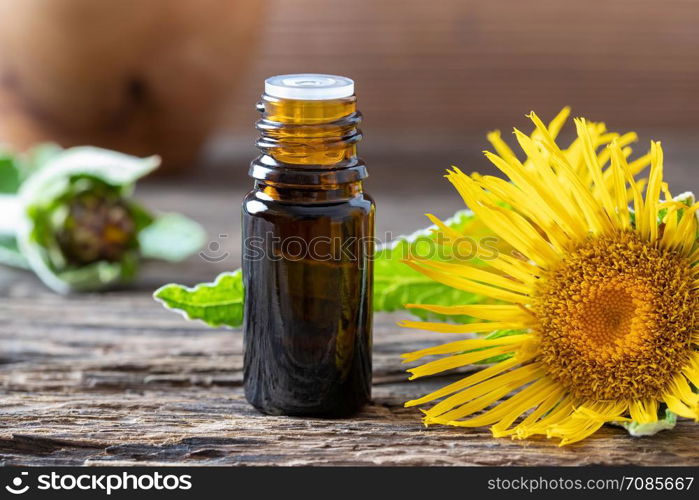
[220,0,699,151]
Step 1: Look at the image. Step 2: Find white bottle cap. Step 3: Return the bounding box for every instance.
[264,74,354,100]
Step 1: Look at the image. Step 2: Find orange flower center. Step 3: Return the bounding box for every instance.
[571,279,653,360]
[534,231,696,400]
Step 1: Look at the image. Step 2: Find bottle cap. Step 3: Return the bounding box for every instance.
[265,74,354,100]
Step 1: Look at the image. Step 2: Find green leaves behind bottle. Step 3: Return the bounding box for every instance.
[154,209,508,328]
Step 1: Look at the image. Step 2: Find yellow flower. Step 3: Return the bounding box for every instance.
[400,108,699,445]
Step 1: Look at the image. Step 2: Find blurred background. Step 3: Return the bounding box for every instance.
[1,0,698,274]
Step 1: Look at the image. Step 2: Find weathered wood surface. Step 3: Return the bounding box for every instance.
[1,178,698,466]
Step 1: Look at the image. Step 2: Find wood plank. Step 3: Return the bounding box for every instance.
[1,267,698,465]
[1,289,697,466]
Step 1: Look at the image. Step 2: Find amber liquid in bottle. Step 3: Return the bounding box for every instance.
[242,75,374,417]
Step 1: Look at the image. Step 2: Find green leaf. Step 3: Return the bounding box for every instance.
[153,209,498,328]
[621,409,677,437]
[139,213,206,262]
[374,248,483,322]
[0,154,20,194]
[19,146,160,203]
[20,143,64,177]
[0,235,28,269]
[153,271,244,328]
[374,209,501,323]
[128,201,156,232]
[52,257,138,293]
[673,191,694,207]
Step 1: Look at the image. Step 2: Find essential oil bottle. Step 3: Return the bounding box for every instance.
[242,74,374,417]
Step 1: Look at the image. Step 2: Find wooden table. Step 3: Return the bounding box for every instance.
[0,155,697,466]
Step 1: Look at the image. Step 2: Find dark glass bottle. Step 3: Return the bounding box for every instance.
[242,74,374,417]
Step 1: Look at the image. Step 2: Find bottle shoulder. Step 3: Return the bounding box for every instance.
[243,189,374,219]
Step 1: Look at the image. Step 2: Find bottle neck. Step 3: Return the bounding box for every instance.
[250,93,367,193]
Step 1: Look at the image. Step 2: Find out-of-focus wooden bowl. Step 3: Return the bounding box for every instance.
[0,0,263,171]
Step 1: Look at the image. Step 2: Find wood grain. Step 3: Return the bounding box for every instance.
[1,285,698,466]
[1,182,698,466]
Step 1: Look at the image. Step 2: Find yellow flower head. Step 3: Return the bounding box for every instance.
[400,108,699,445]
